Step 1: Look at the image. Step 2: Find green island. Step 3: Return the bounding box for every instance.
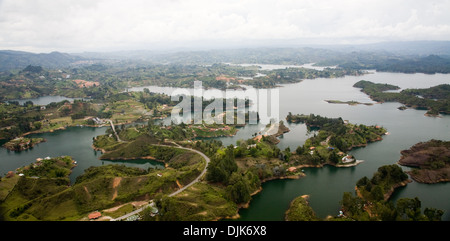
[324,100,373,106]
[353,80,450,116]
[339,164,444,221]
[284,195,319,221]
[286,113,387,167]
[398,140,450,184]
[241,67,363,88]
[2,137,45,151]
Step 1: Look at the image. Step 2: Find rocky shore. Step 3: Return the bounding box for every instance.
[398,139,450,184]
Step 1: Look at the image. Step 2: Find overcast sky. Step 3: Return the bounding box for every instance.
[1,0,450,53]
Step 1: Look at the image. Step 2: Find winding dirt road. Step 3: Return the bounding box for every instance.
[110,143,210,221]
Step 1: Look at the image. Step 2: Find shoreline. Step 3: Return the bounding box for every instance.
[220,160,364,221]
[2,137,47,151]
[221,172,306,221]
[291,160,364,169]
[355,179,412,203]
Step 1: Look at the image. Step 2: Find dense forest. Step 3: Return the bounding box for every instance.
[340,164,443,221]
[354,80,450,116]
[286,113,386,153]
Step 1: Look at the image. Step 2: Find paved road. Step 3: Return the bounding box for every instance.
[110,143,210,221]
[108,119,123,142]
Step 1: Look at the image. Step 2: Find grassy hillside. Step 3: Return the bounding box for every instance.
[0,148,205,220]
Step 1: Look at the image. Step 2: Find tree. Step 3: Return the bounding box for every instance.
[61,107,71,116]
[329,151,339,164]
[226,172,251,204]
[370,185,384,201]
[283,147,291,161]
[423,208,444,221]
[33,121,42,130]
[396,197,423,221]
[356,176,370,188]
[23,101,34,107]
[206,145,237,184]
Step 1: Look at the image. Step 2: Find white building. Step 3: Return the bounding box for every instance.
[342,155,354,163]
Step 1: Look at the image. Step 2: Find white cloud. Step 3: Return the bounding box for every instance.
[1,0,450,52]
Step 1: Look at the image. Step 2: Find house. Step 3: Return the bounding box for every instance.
[247,144,257,149]
[6,171,15,178]
[342,155,354,163]
[253,134,267,142]
[288,167,297,173]
[88,211,102,220]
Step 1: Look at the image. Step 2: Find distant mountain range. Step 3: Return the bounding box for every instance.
[1,41,450,71]
[0,50,84,71]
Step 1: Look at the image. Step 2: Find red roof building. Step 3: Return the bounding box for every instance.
[88,211,102,220]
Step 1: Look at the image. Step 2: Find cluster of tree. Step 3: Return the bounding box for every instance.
[340,164,443,221]
[244,67,363,88]
[287,113,386,152]
[20,156,75,179]
[356,165,409,202]
[193,139,224,157]
[354,80,450,115]
[139,89,173,111]
[341,192,444,221]
[402,84,450,100]
[205,145,260,204]
[287,113,344,129]
[0,105,44,140]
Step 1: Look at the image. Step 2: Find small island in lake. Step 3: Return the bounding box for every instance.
[2,137,46,151]
[398,140,450,184]
[285,195,318,221]
[285,113,387,168]
[325,100,373,106]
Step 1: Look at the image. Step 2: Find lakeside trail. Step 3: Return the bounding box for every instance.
[109,143,210,221]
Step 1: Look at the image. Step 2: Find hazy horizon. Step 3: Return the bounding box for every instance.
[1,0,450,53]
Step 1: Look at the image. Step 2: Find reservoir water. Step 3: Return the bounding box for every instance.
[1,70,449,220]
[9,95,85,106]
[0,126,165,184]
